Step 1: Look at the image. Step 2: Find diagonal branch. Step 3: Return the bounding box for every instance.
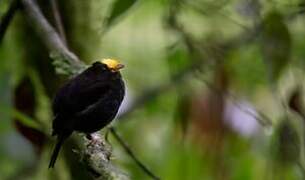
[50,0,67,44]
[21,0,84,74]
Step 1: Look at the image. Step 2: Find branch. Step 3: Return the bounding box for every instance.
[0,0,20,42]
[80,133,128,180]
[21,0,85,75]
[50,0,67,44]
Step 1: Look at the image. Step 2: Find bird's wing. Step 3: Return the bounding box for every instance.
[52,81,73,115]
[75,89,118,117]
[52,78,111,115]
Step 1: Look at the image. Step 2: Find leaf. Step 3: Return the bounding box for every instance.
[226,45,268,93]
[13,109,41,130]
[261,10,291,81]
[105,0,138,27]
[271,120,299,165]
[0,105,41,130]
[166,42,190,75]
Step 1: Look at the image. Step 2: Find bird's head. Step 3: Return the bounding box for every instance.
[100,59,124,72]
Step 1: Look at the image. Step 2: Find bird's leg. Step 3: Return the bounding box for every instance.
[86,133,100,147]
[86,134,93,140]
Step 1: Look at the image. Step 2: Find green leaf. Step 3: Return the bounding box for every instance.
[12,109,41,130]
[226,45,267,93]
[166,42,190,75]
[271,119,299,165]
[105,0,138,27]
[261,10,291,81]
[0,105,41,130]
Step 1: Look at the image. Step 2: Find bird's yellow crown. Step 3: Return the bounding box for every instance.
[100,58,124,72]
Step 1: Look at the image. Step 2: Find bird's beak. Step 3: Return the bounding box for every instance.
[113,63,125,72]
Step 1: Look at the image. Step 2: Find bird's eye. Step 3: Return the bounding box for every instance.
[102,64,108,70]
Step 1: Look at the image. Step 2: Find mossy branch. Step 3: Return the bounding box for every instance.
[81,133,129,180]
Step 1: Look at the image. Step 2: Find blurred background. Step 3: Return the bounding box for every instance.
[1,0,305,179]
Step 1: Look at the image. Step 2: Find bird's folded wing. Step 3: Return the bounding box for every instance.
[75,90,118,118]
[52,80,110,114]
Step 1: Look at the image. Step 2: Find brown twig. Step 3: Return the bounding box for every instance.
[0,0,20,42]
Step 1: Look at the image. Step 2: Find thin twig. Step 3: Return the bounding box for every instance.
[0,0,20,42]
[50,0,67,45]
[109,127,160,180]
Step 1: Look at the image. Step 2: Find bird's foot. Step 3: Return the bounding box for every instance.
[84,132,112,160]
[86,133,101,147]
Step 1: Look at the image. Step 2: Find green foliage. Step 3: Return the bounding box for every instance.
[0,73,12,133]
[261,10,291,81]
[271,119,300,165]
[2,0,305,179]
[105,0,139,28]
[166,42,191,75]
[12,108,41,130]
[226,45,268,93]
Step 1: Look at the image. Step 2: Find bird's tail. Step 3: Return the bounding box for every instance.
[49,135,65,168]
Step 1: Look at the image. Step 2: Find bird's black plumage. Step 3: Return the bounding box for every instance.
[49,61,125,168]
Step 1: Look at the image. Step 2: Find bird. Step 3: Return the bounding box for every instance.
[48,59,125,168]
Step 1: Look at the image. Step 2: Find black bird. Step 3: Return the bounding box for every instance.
[49,59,125,168]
